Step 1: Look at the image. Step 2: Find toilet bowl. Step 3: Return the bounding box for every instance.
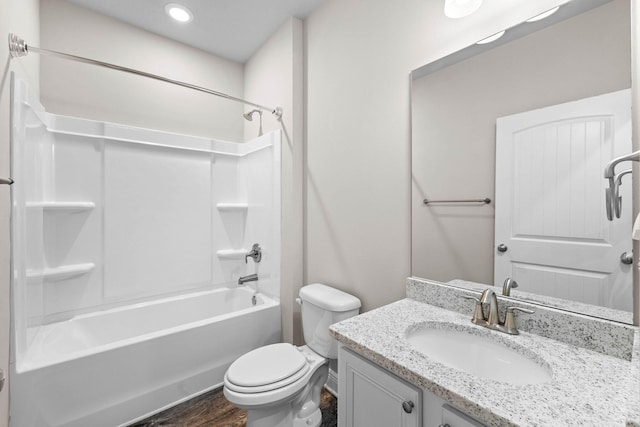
[224,344,328,427]
[223,284,361,427]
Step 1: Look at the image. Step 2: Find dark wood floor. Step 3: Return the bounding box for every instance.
[129,387,337,427]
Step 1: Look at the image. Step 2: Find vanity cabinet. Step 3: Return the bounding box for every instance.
[338,347,421,427]
[441,404,485,427]
[338,347,487,427]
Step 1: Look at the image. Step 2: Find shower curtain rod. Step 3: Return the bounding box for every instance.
[8,34,283,120]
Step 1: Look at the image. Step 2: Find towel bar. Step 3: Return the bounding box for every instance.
[423,198,490,205]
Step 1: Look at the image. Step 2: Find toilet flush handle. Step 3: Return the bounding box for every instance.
[296,297,302,306]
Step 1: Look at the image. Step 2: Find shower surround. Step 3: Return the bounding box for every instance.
[9,78,282,426]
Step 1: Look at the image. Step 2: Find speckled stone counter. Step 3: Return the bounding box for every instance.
[447,279,634,324]
[627,329,640,427]
[330,298,640,427]
[407,278,636,361]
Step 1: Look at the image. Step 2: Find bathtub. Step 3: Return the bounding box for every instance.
[10,287,281,427]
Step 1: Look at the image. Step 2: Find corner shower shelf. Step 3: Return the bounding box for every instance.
[216,203,248,212]
[26,263,95,282]
[216,249,248,260]
[26,201,96,213]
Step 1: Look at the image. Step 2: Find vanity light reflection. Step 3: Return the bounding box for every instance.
[526,6,561,22]
[476,5,559,45]
[476,30,505,44]
[444,0,483,19]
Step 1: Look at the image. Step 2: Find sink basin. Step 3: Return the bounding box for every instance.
[406,325,552,385]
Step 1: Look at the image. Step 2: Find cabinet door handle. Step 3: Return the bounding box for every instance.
[438,424,451,427]
[402,400,414,414]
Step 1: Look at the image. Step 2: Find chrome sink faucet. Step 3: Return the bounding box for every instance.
[502,277,518,296]
[480,288,500,326]
[463,288,534,335]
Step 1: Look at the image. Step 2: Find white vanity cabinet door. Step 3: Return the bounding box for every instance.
[338,347,421,427]
[441,404,486,427]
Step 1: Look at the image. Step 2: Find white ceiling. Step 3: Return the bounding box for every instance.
[64,0,327,63]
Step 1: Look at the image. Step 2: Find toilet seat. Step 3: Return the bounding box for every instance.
[224,344,328,408]
[225,343,310,394]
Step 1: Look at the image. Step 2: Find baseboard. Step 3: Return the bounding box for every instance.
[325,367,338,397]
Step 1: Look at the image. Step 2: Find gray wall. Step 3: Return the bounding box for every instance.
[304,0,569,312]
[40,0,244,142]
[243,18,305,344]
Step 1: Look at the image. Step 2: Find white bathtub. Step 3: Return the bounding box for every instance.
[10,287,281,427]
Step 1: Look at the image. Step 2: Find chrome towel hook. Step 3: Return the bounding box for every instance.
[603,150,640,221]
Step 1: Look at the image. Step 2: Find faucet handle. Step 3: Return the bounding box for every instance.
[462,295,484,324]
[503,306,535,335]
[245,243,262,264]
[507,306,535,314]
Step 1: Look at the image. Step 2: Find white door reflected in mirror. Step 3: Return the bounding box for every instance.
[494,89,633,312]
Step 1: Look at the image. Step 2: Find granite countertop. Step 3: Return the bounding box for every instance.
[628,330,640,427]
[330,298,639,427]
[447,279,634,324]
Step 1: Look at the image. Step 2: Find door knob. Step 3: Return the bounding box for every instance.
[497,244,508,253]
[402,400,414,414]
[620,251,633,265]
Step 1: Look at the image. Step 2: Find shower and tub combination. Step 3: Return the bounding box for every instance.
[8,36,284,427]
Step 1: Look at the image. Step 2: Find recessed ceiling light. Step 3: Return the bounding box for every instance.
[444,0,483,19]
[476,30,506,45]
[165,3,193,23]
[526,6,560,23]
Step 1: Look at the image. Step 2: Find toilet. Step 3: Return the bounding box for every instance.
[223,283,361,427]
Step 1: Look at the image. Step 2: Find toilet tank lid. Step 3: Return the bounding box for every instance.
[299,283,361,312]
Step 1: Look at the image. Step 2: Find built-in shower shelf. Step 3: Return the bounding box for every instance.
[26,201,96,213]
[26,263,95,282]
[216,249,248,260]
[216,203,248,212]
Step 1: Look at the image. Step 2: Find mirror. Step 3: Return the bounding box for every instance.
[411,0,635,324]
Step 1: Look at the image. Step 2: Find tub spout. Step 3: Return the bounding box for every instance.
[238,274,258,285]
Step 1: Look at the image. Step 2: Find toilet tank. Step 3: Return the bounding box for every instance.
[299,283,361,359]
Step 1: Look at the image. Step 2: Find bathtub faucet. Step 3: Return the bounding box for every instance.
[238,273,258,285]
[245,243,262,264]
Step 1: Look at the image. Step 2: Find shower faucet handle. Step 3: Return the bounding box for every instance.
[245,243,262,264]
